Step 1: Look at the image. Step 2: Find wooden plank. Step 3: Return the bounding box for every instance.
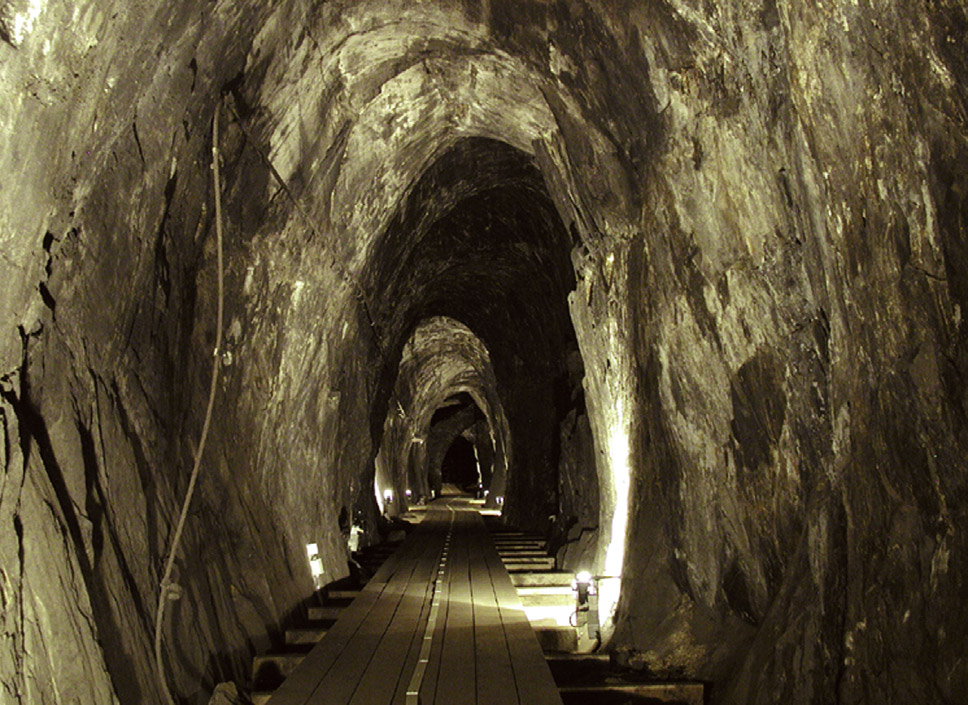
[394,509,452,704]
[305,535,427,703]
[417,540,450,705]
[307,606,343,622]
[266,524,423,704]
[480,526,564,705]
[268,505,563,705]
[349,528,443,705]
[327,588,363,600]
[266,589,384,703]
[510,572,573,587]
[469,517,519,705]
[493,543,547,548]
[386,510,451,702]
[433,512,475,705]
[286,627,328,645]
[504,559,556,571]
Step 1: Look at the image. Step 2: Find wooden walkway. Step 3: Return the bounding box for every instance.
[266,504,563,705]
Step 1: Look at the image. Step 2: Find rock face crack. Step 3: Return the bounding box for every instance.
[132,120,146,167]
[11,513,25,703]
[11,389,94,582]
[1,340,138,702]
[0,405,10,507]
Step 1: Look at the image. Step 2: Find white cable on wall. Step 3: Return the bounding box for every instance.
[153,103,225,705]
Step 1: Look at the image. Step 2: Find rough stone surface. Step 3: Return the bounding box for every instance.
[0,1,965,704]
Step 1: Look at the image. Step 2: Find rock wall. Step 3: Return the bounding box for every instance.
[612,3,968,702]
[0,1,965,703]
[1,1,304,702]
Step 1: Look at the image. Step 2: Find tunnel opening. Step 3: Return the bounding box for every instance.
[425,392,489,498]
[364,137,593,535]
[440,435,478,492]
[374,316,510,513]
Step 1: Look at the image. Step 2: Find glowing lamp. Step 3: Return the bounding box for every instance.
[571,571,599,638]
[306,543,324,588]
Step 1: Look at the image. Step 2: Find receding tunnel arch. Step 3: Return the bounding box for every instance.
[440,435,479,490]
[374,316,511,514]
[366,137,588,527]
[425,392,486,494]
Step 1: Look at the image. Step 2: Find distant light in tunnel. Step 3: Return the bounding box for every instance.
[348,525,362,552]
[379,488,395,518]
[375,482,392,515]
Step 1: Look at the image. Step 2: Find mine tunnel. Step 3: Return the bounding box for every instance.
[1,1,966,704]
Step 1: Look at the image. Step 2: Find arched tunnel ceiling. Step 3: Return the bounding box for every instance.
[248,4,645,269]
[388,316,506,437]
[368,137,577,383]
[430,392,482,426]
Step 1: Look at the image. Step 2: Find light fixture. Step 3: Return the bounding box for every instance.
[571,571,600,639]
[348,524,362,552]
[306,543,324,588]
